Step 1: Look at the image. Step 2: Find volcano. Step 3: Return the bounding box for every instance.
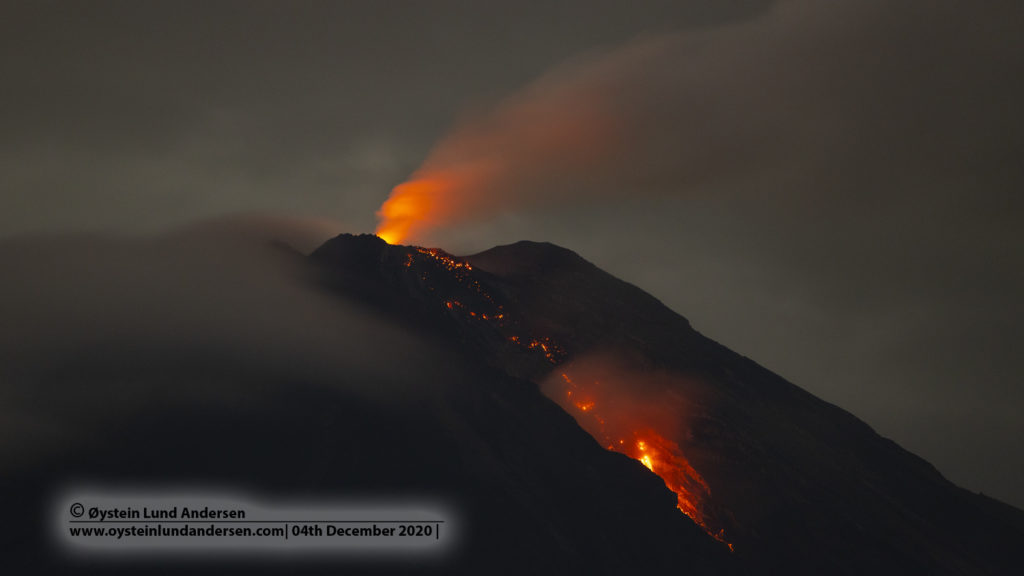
[2,232,1022,575]
[311,234,1024,575]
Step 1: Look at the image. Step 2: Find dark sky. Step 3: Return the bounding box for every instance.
[2,1,1022,508]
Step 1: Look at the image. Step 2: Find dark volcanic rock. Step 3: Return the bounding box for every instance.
[3,232,1021,576]
[0,233,732,576]
[311,234,1024,576]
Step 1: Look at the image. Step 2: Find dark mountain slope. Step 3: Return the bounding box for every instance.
[0,234,731,576]
[309,234,1024,575]
[2,232,1019,575]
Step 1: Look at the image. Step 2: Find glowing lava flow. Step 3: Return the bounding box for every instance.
[555,372,732,549]
[394,245,729,547]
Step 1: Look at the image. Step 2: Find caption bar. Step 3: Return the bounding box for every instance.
[54,488,455,559]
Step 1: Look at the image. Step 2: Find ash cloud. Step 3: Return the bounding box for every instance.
[386,0,1022,248]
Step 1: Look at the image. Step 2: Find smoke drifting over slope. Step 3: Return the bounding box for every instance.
[0,218,455,468]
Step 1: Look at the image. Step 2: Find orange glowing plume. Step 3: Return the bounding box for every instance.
[375,166,491,245]
[374,67,621,246]
[375,179,439,245]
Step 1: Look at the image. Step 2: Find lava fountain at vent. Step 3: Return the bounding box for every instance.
[546,369,732,549]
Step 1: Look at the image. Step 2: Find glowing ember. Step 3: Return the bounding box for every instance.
[415,247,473,272]
[398,246,512,332]
[508,335,566,363]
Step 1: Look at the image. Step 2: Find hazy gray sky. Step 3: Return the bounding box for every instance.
[2,1,1021,507]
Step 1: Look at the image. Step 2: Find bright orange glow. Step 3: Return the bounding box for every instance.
[640,453,654,471]
[551,371,732,549]
[375,167,489,245]
[375,179,444,245]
